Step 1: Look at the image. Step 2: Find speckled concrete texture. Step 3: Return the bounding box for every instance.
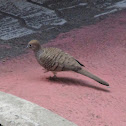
[0,91,77,126]
[0,10,126,126]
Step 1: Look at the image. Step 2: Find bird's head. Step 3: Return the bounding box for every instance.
[27,40,41,51]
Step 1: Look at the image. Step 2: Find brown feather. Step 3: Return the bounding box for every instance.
[27,40,109,86]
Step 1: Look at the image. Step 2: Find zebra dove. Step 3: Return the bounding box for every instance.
[27,40,109,86]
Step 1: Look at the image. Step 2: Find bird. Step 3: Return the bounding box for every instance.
[27,40,109,86]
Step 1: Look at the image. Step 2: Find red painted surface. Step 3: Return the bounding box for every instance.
[0,11,126,126]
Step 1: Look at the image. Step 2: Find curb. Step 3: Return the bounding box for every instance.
[0,91,77,126]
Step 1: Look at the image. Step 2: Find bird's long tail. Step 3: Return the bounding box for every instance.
[76,69,109,86]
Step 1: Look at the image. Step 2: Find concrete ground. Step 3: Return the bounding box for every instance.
[0,92,77,126]
[0,0,126,126]
[0,9,126,125]
[0,0,123,59]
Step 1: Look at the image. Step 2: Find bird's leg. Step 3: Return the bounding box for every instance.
[44,70,49,73]
[52,71,57,78]
[42,68,49,73]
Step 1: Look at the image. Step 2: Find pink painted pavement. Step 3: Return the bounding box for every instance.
[0,10,126,126]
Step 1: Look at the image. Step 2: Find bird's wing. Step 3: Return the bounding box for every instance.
[39,47,83,71]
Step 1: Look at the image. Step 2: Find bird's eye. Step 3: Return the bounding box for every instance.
[29,44,32,47]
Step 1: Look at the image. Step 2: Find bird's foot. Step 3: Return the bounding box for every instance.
[52,74,57,78]
[48,75,57,80]
[48,72,57,80]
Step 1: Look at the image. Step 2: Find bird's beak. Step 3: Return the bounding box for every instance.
[26,45,29,49]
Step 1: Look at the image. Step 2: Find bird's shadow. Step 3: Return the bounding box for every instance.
[47,77,110,93]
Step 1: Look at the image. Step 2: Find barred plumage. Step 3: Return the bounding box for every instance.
[36,47,81,72]
[27,40,109,86]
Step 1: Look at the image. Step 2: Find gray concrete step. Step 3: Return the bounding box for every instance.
[0,91,77,126]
